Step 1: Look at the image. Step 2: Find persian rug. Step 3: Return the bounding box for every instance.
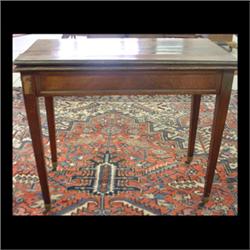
[13,87,238,216]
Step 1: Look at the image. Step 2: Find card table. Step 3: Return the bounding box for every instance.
[14,37,237,211]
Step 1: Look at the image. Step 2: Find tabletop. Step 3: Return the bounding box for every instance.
[14,38,237,68]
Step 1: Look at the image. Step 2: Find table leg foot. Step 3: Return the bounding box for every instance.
[52,162,57,171]
[199,196,210,207]
[185,156,193,164]
[43,203,52,214]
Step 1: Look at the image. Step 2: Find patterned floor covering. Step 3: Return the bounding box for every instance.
[13,87,238,215]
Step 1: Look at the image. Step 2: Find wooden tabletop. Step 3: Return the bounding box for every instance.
[14,38,237,69]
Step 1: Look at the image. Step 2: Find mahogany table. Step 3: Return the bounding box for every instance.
[14,38,237,211]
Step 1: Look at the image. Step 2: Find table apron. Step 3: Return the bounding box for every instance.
[22,71,223,96]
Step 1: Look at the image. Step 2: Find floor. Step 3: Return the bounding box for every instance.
[13,87,238,215]
[12,34,238,89]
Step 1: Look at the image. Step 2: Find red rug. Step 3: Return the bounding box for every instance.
[13,88,238,215]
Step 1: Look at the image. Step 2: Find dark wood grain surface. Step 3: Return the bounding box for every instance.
[14,38,237,67]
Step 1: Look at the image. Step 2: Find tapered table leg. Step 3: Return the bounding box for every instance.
[45,97,57,171]
[186,95,201,163]
[201,72,234,204]
[23,94,51,209]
